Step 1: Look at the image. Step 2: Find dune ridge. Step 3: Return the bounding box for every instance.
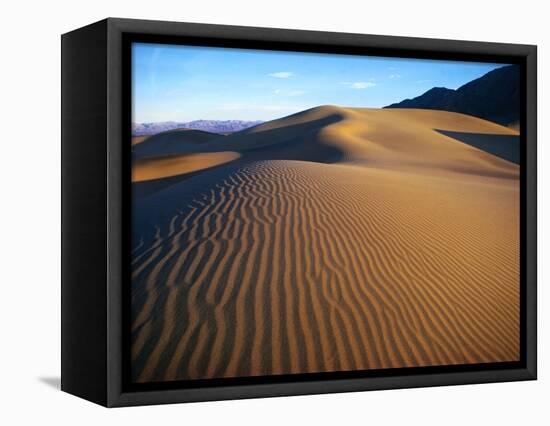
[131,106,520,383]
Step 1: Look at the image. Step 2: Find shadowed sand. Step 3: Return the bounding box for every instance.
[435,129,519,164]
[133,128,222,157]
[131,106,519,383]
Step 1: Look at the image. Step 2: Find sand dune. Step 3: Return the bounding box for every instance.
[130,106,519,383]
[134,106,518,185]
[132,152,240,182]
[133,128,223,159]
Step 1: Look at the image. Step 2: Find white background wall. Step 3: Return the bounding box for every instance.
[1,0,546,423]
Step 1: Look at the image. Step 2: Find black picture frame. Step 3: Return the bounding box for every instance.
[61,17,537,407]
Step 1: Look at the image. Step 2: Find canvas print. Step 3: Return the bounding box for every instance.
[130,42,520,384]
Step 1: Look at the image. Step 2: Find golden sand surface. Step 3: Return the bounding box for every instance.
[132,152,240,182]
[130,106,519,383]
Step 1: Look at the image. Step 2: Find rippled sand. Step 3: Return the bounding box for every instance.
[131,106,520,383]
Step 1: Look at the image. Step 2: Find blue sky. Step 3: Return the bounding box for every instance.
[132,42,508,123]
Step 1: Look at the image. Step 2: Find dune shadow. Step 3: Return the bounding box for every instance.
[132,113,346,200]
[133,130,224,159]
[435,129,519,164]
[38,376,61,390]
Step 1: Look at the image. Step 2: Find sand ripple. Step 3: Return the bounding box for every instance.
[131,154,519,382]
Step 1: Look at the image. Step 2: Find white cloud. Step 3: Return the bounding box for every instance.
[341,81,377,90]
[268,71,293,78]
[389,74,402,79]
[274,89,305,96]
[353,82,376,89]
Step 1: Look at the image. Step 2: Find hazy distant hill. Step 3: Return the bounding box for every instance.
[132,119,263,136]
[385,65,520,127]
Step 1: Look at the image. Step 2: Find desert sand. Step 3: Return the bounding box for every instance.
[132,152,240,182]
[130,106,520,383]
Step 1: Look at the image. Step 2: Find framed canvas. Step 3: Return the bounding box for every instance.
[61,18,537,407]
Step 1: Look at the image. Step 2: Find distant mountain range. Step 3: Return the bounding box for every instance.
[132,119,264,136]
[385,65,520,127]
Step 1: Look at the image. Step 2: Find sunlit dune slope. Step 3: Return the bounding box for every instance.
[130,106,520,383]
[132,152,240,182]
[220,105,519,176]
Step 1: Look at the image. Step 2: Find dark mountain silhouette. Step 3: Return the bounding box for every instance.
[385,65,520,127]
